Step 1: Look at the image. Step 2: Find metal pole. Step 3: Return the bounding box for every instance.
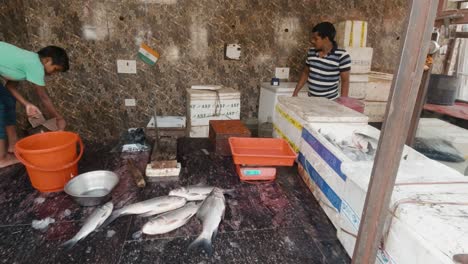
[351,1,439,263]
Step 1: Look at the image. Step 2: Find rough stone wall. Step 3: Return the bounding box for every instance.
[1,0,408,141]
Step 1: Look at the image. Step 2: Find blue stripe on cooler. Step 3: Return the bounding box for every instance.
[301,128,346,181]
[298,152,342,211]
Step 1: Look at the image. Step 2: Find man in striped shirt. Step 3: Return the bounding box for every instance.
[293,22,351,99]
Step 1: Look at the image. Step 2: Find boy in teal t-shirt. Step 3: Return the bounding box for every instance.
[0,42,69,168]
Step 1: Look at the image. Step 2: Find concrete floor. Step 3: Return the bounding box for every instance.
[0,138,350,264]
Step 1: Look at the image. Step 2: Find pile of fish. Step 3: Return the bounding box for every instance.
[319,129,378,161]
[62,185,230,255]
[414,137,465,163]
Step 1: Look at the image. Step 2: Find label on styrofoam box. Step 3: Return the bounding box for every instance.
[347,47,373,74]
[298,153,342,211]
[188,100,240,126]
[297,155,341,228]
[301,127,347,180]
[299,135,346,207]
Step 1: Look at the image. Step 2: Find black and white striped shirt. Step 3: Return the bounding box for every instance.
[306,48,351,99]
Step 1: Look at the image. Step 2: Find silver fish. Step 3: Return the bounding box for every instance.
[188,187,225,256]
[102,196,186,227]
[142,202,200,235]
[352,132,378,153]
[62,202,113,250]
[169,185,234,201]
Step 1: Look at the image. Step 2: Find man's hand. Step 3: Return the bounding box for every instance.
[292,91,298,97]
[56,117,66,131]
[25,104,41,118]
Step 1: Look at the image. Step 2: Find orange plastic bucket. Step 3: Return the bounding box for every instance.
[14,132,84,192]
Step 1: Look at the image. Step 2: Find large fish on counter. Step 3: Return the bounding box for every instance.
[188,187,226,256]
[142,202,200,235]
[62,202,113,250]
[169,185,235,201]
[102,196,186,227]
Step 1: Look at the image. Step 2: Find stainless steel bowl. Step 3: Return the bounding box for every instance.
[64,170,119,206]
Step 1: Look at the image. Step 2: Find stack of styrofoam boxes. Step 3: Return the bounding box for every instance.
[297,123,423,228]
[348,72,393,122]
[337,20,394,122]
[339,157,468,263]
[336,21,373,88]
[272,96,368,153]
[186,86,240,137]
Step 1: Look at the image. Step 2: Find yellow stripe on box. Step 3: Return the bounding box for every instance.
[349,21,354,47]
[275,105,303,131]
[273,123,299,152]
[360,22,366,47]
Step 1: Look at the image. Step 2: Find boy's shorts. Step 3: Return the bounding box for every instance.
[0,83,16,140]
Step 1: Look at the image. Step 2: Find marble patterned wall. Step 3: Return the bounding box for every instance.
[1,0,408,141]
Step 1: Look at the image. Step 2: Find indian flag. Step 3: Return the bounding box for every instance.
[138,43,160,66]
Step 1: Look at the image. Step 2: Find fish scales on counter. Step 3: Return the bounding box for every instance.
[142,202,201,235]
[102,196,187,227]
[188,187,226,256]
[62,202,113,250]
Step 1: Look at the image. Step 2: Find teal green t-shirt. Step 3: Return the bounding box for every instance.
[0,42,45,86]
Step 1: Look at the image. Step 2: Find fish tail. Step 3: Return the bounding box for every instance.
[188,232,213,256]
[62,238,78,251]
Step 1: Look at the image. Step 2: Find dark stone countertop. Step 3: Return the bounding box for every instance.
[0,138,350,264]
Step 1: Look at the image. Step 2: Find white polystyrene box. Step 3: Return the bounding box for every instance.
[258,82,308,124]
[338,159,468,263]
[186,87,240,126]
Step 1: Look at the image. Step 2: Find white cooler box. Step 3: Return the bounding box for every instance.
[258,82,308,124]
[186,87,240,137]
[338,160,468,264]
[297,123,424,228]
[273,96,368,152]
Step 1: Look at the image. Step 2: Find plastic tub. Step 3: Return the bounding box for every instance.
[229,137,297,166]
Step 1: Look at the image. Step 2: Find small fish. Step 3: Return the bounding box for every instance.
[62,202,113,250]
[102,196,186,227]
[142,202,200,235]
[352,132,378,153]
[188,188,226,256]
[169,185,234,201]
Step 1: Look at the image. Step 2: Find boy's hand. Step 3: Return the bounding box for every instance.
[56,117,66,131]
[25,104,42,118]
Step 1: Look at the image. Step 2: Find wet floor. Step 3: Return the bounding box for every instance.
[0,138,349,264]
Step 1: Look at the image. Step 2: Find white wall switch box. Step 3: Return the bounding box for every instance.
[125,98,136,106]
[225,44,241,60]
[275,67,290,79]
[117,60,137,74]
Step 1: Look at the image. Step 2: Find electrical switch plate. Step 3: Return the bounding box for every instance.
[225,44,241,60]
[117,60,137,74]
[275,67,290,79]
[125,98,136,106]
